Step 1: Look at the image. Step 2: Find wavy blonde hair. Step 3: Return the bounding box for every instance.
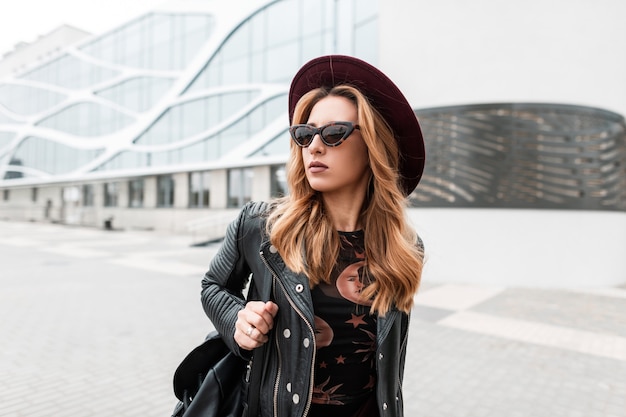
[267,85,423,314]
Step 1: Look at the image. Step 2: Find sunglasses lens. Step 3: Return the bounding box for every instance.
[292,126,314,146]
[321,125,349,144]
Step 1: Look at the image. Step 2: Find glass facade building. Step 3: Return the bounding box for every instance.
[0,0,378,228]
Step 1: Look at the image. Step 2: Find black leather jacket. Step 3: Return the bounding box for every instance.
[201,201,411,417]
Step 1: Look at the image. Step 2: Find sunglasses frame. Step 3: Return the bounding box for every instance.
[289,121,360,147]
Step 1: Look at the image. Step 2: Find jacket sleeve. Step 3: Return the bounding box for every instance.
[200,202,257,357]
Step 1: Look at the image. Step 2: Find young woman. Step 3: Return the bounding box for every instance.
[200,55,425,417]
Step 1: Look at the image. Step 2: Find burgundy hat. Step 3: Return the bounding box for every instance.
[288,55,425,196]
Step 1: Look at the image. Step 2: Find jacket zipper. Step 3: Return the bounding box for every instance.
[260,249,316,417]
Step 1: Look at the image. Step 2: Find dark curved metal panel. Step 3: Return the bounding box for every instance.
[411,103,626,211]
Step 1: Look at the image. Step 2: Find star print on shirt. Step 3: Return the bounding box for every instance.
[319,361,328,369]
[345,313,367,328]
[335,355,346,364]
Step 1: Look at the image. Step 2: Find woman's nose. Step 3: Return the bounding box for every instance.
[307,133,325,153]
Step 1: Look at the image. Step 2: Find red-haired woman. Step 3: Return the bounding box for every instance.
[201,55,425,417]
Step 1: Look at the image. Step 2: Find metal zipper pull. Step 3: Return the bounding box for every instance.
[245,359,253,382]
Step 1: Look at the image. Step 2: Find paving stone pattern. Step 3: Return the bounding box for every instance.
[0,221,625,417]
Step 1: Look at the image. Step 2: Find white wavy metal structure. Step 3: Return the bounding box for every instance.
[1,0,365,184]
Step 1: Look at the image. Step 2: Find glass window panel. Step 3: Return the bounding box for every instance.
[266,0,299,47]
[222,24,251,61]
[263,95,287,122]
[250,130,291,157]
[270,164,288,197]
[189,172,201,207]
[178,140,203,164]
[354,0,378,22]
[80,13,214,71]
[0,132,15,147]
[3,170,24,180]
[151,151,169,167]
[228,168,253,208]
[128,178,144,208]
[202,172,211,207]
[265,43,300,84]
[95,76,173,112]
[157,174,175,207]
[301,33,328,61]
[301,1,326,36]
[151,14,172,46]
[10,137,103,175]
[104,182,119,207]
[19,54,119,90]
[134,91,258,146]
[249,52,265,83]
[82,184,95,206]
[36,102,135,137]
[0,84,66,115]
[354,18,378,64]
[220,91,253,119]
[221,56,251,85]
[92,150,148,172]
[188,171,211,208]
[250,12,265,53]
[243,168,253,203]
[227,169,241,208]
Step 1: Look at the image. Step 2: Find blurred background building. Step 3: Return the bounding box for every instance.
[0,0,624,286]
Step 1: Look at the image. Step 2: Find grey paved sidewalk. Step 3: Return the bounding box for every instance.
[0,220,624,417]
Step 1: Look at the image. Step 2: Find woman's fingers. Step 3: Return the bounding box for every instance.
[234,301,279,350]
[243,301,278,334]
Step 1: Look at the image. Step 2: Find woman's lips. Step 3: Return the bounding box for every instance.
[309,161,328,173]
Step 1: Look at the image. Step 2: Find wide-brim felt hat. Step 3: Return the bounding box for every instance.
[288,54,425,196]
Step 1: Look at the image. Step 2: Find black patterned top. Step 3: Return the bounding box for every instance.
[309,230,377,417]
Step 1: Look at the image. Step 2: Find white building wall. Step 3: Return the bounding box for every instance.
[0,187,30,221]
[252,166,271,202]
[23,188,40,221]
[211,169,228,209]
[380,0,626,117]
[143,177,157,209]
[410,209,626,288]
[174,173,189,209]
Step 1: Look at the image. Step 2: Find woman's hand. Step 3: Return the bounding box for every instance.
[235,301,279,350]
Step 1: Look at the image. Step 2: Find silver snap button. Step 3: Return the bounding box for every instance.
[286,383,292,392]
[295,284,304,292]
[292,394,300,404]
[379,353,384,360]
[269,245,278,253]
[383,402,388,410]
[303,338,310,348]
[283,328,291,338]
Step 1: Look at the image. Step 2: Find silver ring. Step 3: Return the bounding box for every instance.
[246,326,254,337]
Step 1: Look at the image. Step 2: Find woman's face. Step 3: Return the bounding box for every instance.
[301,95,370,197]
